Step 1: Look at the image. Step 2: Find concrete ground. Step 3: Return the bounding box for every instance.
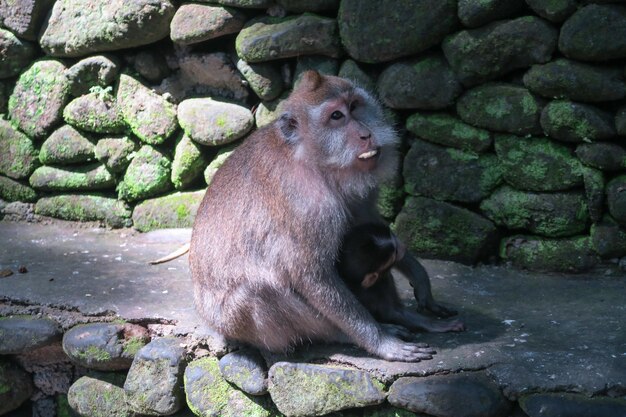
[0,220,624,399]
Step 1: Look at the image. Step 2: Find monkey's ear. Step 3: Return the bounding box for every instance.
[361,272,379,289]
[298,70,322,91]
[278,112,299,144]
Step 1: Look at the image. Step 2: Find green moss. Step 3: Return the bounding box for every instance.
[77,345,112,363]
[546,101,593,138]
[176,204,190,220]
[122,336,146,357]
[0,383,10,395]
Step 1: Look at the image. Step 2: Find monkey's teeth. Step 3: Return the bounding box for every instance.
[358,149,379,160]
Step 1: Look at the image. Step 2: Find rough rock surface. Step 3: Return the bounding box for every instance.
[236,60,284,101]
[0,316,61,354]
[219,348,268,396]
[170,4,245,45]
[520,393,626,417]
[63,91,126,134]
[591,217,626,258]
[582,166,605,224]
[0,28,35,78]
[204,146,236,185]
[124,337,186,416]
[526,0,577,22]
[0,0,55,40]
[0,119,39,180]
[406,112,492,153]
[118,145,172,202]
[62,322,149,371]
[458,0,525,28]
[39,125,95,165]
[540,101,615,143]
[171,134,207,190]
[40,0,176,57]
[65,55,119,97]
[268,362,385,416]
[576,143,626,171]
[8,59,70,139]
[29,164,115,192]
[94,136,138,174]
[34,194,132,228]
[607,175,626,226]
[0,359,34,415]
[443,16,558,86]
[68,376,133,417]
[377,54,462,110]
[338,0,457,63]
[132,190,204,232]
[0,176,37,203]
[236,14,343,62]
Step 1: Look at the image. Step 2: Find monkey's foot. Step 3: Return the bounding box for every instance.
[417,299,458,318]
[380,323,412,340]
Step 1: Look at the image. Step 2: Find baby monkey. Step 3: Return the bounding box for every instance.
[337,224,465,333]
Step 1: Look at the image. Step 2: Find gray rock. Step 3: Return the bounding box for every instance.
[404,140,502,203]
[0,317,61,354]
[171,134,207,190]
[591,216,626,258]
[526,0,578,22]
[170,4,245,45]
[268,362,385,417]
[500,235,599,272]
[607,175,626,226]
[457,83,544,135]
[35,194,132,228]
[254,96,284,128]
[8,59,70,139]
[520,392,626,417]
[157,52,249,103]
[443,16,558,86]
[118,145,172,202]
[237,59,284,101]
[0,176,37,203]
[294,55,340,84]
[63,90,126,134]
[39,125,95,165]
[68,376,133,417]
[32,396,56,417]
[395,196,499,264]
[62,322,150,371]
[338,60,376,94]
[541,101,615,143]
[0,28,35,78]
[494,134,583,191]
[117,74,178,145]
[0,119,39,180]
[0,359,34,415]
[338,0,457,63]
[1,201,35,222]
[65,55,119,97]
[132,190,204,232]
[219,348,268,396]
[458,0,526,27]
[388,373,511,417]
[236,14,343,63]
[94,136,138,173]
[406,112,492,153]
[523,59,626,102]
[480,186,589,237]
[132,51,171,84]
[125,338,185,416]
[377,54,462,110]
[582,166,605,223]
[178,98,253,146]
[615,105,626,136]
[276,0,339,12]
[576,142,626,171]
[204,146,237,185]
[40,0,175,57]
[377,166,404,220]
[559,4,626,61]
[185,357,274,417]
[0,0,55,40]
[212,0,273,8]
[30,164,115,192]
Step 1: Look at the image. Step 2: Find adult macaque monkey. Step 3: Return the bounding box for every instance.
[190,71,439,361]
[337,224,465,333]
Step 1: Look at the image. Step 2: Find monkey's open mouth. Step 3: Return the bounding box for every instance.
[358,149,379,160]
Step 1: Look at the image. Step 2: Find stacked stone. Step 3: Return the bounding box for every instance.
[1,0,626,272]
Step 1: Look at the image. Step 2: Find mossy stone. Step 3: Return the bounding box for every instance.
[523,59,626,102]
[338,60,376,94]
[591,216,626,258]
[338,0,457,63]
[171,134,208,190]
[480,186,589,237]
[117,74,178,145]
[404,139,503,203]
[29,163,115,192]
[0,359,34,415]
[607,175,626,226]
[118,145,172,202]
[294,55,340,85]
[178,98,253,146]
[576,142,626,171]
[0,176,37,202]
[66,55,119,97]
[204,146,237,185]
[540,100,615,143]
[236,14,343,63]
[0,119,39,180]
[236,59,284,101]
[494,134,583,192]
[377,54,462,110]
[276,0,339,12]
[457,83,544,135]
[212,0,272,8]
[520,393,626,417]
[68,376,133,417]
[394,196,499,264]
[500,235,598,272]
[63,91,126,134]
[458,0,526,27]
[406,112,492,153]
[170,3,245,45]
[132,190,204,232]
[582,166,605,223]
[35,194,132,228]
[254,95,287,128]
[94,136,138,173]
[185,357,274,417]
[443,16,558,86]
[0,28,36,78]
[8,59,70,138]
[526,0,577,22]
[39,125,95,165]
[0,0,55,41]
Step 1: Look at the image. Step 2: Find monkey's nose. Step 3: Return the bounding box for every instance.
[359,131,372,140]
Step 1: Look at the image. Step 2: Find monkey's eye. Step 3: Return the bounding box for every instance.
[330,110,344,120]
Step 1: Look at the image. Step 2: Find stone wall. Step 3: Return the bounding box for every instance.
[2,0,626,272]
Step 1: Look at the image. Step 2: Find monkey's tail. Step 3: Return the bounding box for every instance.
[148,243,191,265]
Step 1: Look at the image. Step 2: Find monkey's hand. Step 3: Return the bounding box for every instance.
[375,335,435,362]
